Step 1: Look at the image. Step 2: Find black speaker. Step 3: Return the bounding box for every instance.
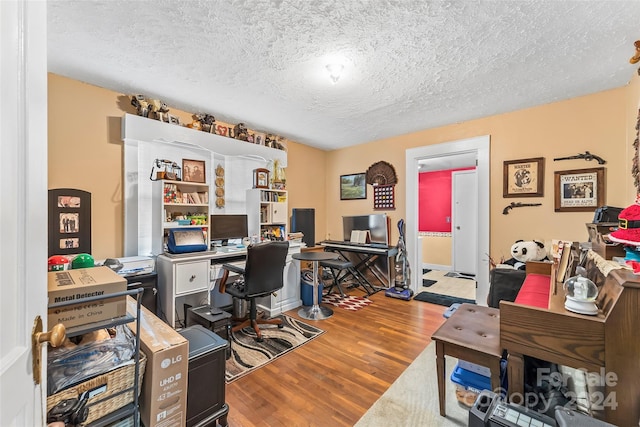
[291,208,315,247]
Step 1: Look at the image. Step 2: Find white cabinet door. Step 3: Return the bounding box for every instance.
[175,260,210,294]
[270,202,288,223]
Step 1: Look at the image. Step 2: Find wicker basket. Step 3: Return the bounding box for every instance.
[47,352,146,425]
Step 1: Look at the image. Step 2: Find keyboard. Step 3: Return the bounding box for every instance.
[321,240,390,249]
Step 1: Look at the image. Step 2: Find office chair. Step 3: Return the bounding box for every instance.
[218,240,289,342]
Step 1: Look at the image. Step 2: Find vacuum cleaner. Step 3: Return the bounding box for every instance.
[385,219,414,301]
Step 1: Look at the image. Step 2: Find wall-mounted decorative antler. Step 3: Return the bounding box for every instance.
[502,202,542,215]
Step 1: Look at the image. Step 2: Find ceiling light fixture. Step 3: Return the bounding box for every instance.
[326,63,344,84]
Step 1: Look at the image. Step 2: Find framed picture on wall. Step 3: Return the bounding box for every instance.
[340,173,367,200]
[554,167,605,212]
[182,159,206,183]
[503,157,545,198]
[48,188,91,257]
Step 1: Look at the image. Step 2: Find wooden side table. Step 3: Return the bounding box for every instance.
[431,303,503,416]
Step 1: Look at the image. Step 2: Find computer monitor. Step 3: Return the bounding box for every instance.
[210,214,248,246]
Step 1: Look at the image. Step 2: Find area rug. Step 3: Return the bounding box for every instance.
[422,279,437,287]
[413,291,475,307]
[226,315,324,383]
[322,293,372,311]
[355,342,469,426]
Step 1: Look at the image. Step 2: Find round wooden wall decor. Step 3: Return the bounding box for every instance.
[366,161,398,185]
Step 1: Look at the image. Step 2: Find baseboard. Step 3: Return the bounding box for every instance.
[422,263,452,271]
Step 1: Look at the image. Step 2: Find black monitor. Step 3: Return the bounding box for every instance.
[210,214,248,246]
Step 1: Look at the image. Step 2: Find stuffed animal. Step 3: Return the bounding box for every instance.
[500,240,549,270]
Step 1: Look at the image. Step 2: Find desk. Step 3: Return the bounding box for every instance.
[293,252,338,320]
[500,255,640,426]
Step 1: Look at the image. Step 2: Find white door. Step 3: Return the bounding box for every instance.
[0,1,49,424]
[452,170,478,275]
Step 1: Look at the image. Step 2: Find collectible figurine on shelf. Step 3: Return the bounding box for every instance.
[130,94,150,117]
[264,134,276,148]
[234,123,249,141]
[149,99,170,122]
[198,114,216,133]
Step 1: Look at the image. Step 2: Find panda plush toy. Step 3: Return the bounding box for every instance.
[500,240,549,270]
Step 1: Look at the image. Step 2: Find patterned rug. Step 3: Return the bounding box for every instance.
[322,293,373,311]
[226,315,324,383]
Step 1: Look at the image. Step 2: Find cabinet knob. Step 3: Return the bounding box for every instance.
[190,274,196,281]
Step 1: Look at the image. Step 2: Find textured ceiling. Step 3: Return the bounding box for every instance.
[48,0,640,151]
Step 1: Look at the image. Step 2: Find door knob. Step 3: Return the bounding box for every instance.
[31,316,66,384]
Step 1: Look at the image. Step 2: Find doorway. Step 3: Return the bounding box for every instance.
[406,136,490,305]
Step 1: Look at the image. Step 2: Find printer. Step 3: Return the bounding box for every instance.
[100,255,155,277]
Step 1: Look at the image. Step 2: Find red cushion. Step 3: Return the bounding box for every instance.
[514,273,550,308]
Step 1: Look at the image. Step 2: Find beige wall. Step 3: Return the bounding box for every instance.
[326,81,639,257]
[421,235,451,266]
[49,71,640,261]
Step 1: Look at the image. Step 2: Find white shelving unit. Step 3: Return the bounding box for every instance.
[122,113,287,257]
[246,189,288,242]
[152,180,210,255]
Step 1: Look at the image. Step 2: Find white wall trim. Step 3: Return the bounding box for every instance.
[406,136,490,305]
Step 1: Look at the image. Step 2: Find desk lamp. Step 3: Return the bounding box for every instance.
[563,275,599,315]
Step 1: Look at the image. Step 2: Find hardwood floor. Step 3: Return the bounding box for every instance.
[225,290,448,426]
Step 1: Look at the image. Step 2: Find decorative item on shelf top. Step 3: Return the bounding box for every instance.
[264,133,288,151]
[254,168,270,189]
[366,160,398,185]
[148,99,170,122]
[192,113,216,133]
[150,159,181,181]
[234,123,249,141]
[130,94,151,117]
[270,159,286,190]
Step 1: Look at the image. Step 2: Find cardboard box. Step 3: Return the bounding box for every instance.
[127,298,188,427]
[47,266,127,328]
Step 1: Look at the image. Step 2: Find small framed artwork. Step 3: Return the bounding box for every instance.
[503,157,545,198]
[554,167,605,212]
[182,159,206,183]
[254,168,270,189]
[340,173,367,200]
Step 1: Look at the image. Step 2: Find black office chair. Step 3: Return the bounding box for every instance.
[218,241,289,342]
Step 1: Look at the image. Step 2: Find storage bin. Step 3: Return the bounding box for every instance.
[47,352,146,425]
[450,363,491,408]
[300,280,323,306]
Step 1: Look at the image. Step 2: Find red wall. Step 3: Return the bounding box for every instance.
[419,168,475,232]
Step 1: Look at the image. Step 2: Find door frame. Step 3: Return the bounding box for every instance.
[406,136,490,304]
